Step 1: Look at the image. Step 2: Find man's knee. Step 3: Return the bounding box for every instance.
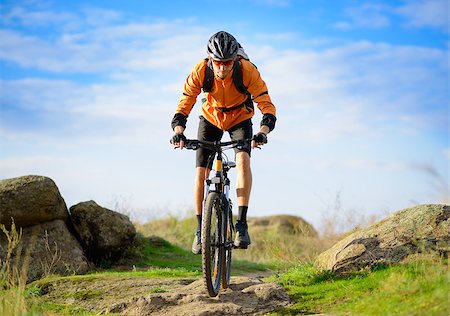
[195,167,209,182]
[236,152,251,170]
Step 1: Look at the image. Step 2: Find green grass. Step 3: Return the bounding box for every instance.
[136,215,332,269]
[93,267,201,278]
[28,302,119,316]
[148,287,168,294]
[117,233,273,275]
[20,234,272,316]
[4,216,449,316]
[130,235,202,272]
[269,253,450,315]
[1,231,270,316]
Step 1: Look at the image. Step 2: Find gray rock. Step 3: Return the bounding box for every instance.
[0,219,90,282]
[69,200,136,262]
[0,175,69,228]
[314,204,450,274]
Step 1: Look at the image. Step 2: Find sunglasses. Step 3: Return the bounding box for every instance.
[212,59,234,67]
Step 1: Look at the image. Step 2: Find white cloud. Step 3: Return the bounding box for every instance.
[0,25,207,74]
[2,3,80,29]
[444,149,450,160]
[1,78,178,147]
[397,0,449,31]
[1,1,448,226]
[343,3,391,29]
[0,2,210,74]
[2,1,125,31]
[1,78,90,111]
[335,0,449,32]
[333,21,352,31]
[261,41,448,144]
[2,32,447,147]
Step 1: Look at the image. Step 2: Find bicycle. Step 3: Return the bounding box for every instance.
[183,138,252,297]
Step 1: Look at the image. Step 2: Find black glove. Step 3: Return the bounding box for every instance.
[253,132,267,144]
[171,133,186,144]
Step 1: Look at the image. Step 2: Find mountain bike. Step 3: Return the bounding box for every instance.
[184,138,252,297]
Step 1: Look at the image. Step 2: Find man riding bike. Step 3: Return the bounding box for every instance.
[171,31,277,254]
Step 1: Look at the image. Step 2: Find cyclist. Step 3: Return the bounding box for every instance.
[171,31,277,254]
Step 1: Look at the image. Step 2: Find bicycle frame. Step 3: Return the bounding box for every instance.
[185,138,249,209]
[204,147,234,208]
[204,147,236,254]
[184,138,250,296]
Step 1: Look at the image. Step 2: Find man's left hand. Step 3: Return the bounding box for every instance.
[252,132,267,148]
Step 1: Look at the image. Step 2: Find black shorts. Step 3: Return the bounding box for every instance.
[196,116,253,168]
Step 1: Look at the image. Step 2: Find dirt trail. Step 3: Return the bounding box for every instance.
[37,274,291,315]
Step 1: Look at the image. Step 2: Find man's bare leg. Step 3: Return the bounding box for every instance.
[192,166,210,254]
[236,151,252,206]
[235,151,252,248]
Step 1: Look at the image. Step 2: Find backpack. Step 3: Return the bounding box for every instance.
[202,47,254,113]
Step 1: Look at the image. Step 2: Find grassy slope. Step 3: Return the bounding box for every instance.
[119,233,275,274]
[15,235,272,316]
[2,216,449,316]
[136,215,335,268]
[269,253,449,316]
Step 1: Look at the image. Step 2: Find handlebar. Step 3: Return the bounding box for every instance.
[183,138,253,151]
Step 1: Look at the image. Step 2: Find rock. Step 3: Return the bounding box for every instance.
[0,219,90,281]
[0,175,69,228]
[248,214,318,237]
[69,201,136,263]
[314,204,450,274]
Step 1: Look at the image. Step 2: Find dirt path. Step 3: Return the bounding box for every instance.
[36,274,291,315]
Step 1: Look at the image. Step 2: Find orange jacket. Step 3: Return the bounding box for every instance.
[175,58,276,131]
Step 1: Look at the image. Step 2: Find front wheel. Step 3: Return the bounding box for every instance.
[221,198,233,289]
[202,192,224,297]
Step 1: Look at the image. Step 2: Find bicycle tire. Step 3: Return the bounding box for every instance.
[221,198,233,288]
[202,192,224,297]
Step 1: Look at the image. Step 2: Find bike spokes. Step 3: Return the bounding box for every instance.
[202,193,223,297]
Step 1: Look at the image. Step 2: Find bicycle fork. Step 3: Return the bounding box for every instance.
[203,158,234,250]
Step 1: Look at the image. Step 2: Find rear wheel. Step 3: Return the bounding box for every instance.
[202,192,224,297]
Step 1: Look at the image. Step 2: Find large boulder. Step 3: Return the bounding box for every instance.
[315,204,450,274]
[0,175,69,228]
[69,201,136,263]
[0,219,90,281]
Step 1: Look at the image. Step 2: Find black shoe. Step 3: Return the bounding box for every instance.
[191,229,202,254]
[234,221,251,249]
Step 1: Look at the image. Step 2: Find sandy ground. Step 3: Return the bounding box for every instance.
[35,274,291,315]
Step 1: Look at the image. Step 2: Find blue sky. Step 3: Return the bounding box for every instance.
[1,0,448,231]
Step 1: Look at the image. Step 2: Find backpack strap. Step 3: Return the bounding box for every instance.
[231,58,254,112]
[202,57,254,113]
[203,58,214,93]
[232,58,250,96]
[202,58,249,95]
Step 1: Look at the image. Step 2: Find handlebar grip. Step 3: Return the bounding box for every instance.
[184,140,199,150]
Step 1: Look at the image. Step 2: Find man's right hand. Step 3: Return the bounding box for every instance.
[171,126,186,149]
